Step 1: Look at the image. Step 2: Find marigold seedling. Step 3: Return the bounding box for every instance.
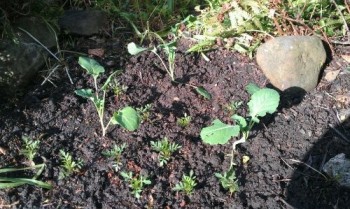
[102,143,126,172]
[136,104,152,123]
[150,137,181,167]
[177,113,191,128]
[172,170,197,195]
[59,150,83,180]
[120,171,151,199]
[215,167,239,195]
[20,136,40,166]
[75,57,140,136]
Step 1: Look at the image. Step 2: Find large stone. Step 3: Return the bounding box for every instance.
[323,153,350,188]
[58,10,107,36]
[256,36,326,91]
[0,17,56,97]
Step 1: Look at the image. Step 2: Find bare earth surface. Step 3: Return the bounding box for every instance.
[0,36,350,209]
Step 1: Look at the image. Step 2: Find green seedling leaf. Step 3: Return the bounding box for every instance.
[112,107,140,131]
[75,89,94,99]
[127,42,150,55]
[231,114,247,130]
[200,119,240,145]
[248,88,280,121]
[0,177,52,189]
[246,83,260,95]
[196,86,212,99]
[78,57,105,78]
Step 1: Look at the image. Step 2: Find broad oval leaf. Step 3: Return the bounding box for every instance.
[195,86,212,99]
[75,89,93,99]
[127,42,149,55]
[112,107,140,131]
[78,57,105,77]
[248,88,280,119]
[200,119,240,145]
[245,83,260,95]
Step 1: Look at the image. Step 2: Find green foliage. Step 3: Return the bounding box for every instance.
[215,167,239,194]
[120,171,151,199]
[177,113,191,128]
[75,57,140,136]
[224,100,242,115]
[20,136,40,165]
[172,170,197,195]
[59,150,83,180]
[200,83,280,167]
[136,104,153,123]
[0,164,52,189]
[181,0,350,56]
[102,143,126,172]
[150,137,181,167]
[195,86,212,99]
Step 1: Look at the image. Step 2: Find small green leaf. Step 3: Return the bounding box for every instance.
[245,83,260,95]
[127,42,150,55]
[195,86,212,99]
[231,114,247,130]
[75,89,94,99]
[78,57,105,78]
[248,88,280,119]
[112,107,140,131]
[200,119,240,145]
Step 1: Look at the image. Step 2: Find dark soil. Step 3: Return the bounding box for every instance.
[1,35,350,209]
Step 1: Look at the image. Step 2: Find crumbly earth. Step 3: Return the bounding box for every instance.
[0,35,349,209]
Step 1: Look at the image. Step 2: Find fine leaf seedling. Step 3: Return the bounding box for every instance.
[215,167,239,194]
[172,170,197,195]
[136,104,152,123]
[120,171,151,199]
[75,57,140,136]
[177,113,191,128]
[20,136,40,166]
[59,150,83,180]
[200,83,280,167]
[102,143,126,172]
[150,137,181,167]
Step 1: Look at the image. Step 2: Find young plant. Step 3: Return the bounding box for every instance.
[127,42,211,100]
[102,143,126,172]
[172,170,197,195]
[20,136,40,166]
[215,167,239,195]
[120,171,151,199]
[128,41,176,81]
[110,80,128,98]
[136,104,152,123]
[177,113,191,128]
[200,83,280,167]
[59,150,83,180]
[150,137,181,167]
[75,57,140,137]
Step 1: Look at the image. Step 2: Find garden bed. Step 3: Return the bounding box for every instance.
[1,37,350,209]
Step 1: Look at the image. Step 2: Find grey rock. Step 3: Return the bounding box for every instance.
[59,10,107,36]
[0,17,56,96]
[15,17,57,48]
[323,153,350,188]
[256,36,326,91]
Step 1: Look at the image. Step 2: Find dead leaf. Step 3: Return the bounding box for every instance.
[341,54,350,63]
[88,48,105,57]
[324,70,340,82]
